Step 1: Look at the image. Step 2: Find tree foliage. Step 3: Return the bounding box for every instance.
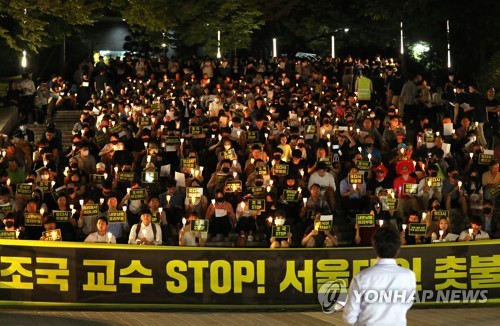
[0,0,102,53]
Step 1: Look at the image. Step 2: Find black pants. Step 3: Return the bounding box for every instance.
[209,216,232,237]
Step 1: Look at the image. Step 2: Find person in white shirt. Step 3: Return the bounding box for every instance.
[128,209,162,245]
[344,227,416,325]
[84,216,116,244]
[307,161,336,211]
[458,216,490,241]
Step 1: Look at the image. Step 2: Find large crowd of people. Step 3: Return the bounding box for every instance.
[1,53,499,247]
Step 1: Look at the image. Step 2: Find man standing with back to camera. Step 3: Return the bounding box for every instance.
[344,227,416,325]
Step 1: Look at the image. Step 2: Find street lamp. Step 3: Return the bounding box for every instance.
[331,28,349,59]
[217,30,221,59]
[21,50,27,72]
[446,20,451,69]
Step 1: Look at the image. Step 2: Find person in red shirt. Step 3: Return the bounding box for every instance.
[393,160,420,217]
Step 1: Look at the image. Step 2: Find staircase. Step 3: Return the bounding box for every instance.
[26,110,81,150]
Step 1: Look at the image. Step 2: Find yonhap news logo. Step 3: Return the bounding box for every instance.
[318,283,488,313]
[317,280,348,313]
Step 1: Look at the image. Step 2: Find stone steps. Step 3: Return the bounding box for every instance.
[26,110,81,149]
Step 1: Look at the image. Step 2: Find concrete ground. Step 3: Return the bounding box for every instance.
[0,307,499,325]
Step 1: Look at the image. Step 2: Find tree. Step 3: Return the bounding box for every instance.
[0,0,103,53]
[113,0,263,56]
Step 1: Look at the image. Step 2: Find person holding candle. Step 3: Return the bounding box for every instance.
[269,210,292,248]
[307,161,336,212]
[205,189,235,241]
[340,166,369,214]
[430,216,454,242]
[401,211,423,245]
[101,195,129,243]
[393,160,420,217]
[6,157,25,188]
[40,215,58,241]
[84,216,116,243]
[235,194,258,234]
[128,209,162,245]
[417,164,443,211]
[458,216,490,241]
[54,193,77,241]
[442,167,468,218]
[179,211,207,247]
[184,179,208,218]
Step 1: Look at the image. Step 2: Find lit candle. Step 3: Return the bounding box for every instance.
[356,128,360,134]
[40,208,45,216]
[297,187,302,194]
[114,167,119,173]
[104,173,108,179]
[439,230,444,237]
[182,218,186,226]
[147,155,151,163]
[468,228,473,236]
[158,207,163,214]
[264,133,269,140]
[358,147,362,153]
[6,178,10,186]
[435,131,440,137]
[303,197,307,205]
[237,130,241,137]
[51,181,56,187]
[378,219,383,227]
[107,232,112,243]
[127,188,131,194]
[402,224,407,231]
[469,152,473,159]
[166,195,171,203]
[422,212,427,222]
[142,229,147,237]
[458,181,462,191]
[233,171,237,179]
[99,198,104,205]
[211,199,216,205]
[427,180,432,187]
[79,199,84,206]
[270,180,274,186]
[200,166,204,172]
[69,204,74,210]
[300,169,304,177]
[122,205,127,212]
[367,153,372,161]
[266,186,271,193]
[250,158,255,165]
[352,184,356,190]
[267,216,273,225]
[240,202,245,210]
